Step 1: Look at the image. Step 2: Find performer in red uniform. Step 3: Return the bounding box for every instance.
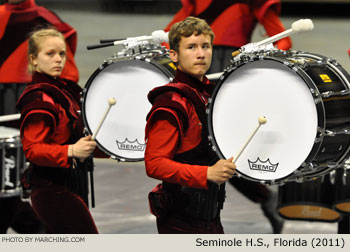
[163,0,288,233]
[0,0,78,116]
[16,28,99,234]
[164,0,292,73]
[1,0,79,234]
[145,17,236,233]
[0,0,78,234]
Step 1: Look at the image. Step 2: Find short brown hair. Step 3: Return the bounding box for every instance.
[27,27,65,74]
[168,16,214,52]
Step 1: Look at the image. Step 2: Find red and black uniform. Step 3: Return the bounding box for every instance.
[164,0,292,73]
[0,0,78,117]
[16,72,98,234]
[145,70,224,233]
[0,0,78,234]
[163,1,285,233]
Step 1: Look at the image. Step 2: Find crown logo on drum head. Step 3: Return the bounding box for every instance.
[248,158,279,173]
[116,138,146,152]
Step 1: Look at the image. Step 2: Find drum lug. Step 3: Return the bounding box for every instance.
[309,88,317,95]
[314,97,322,104]
[325,128,350,136]
[314,136,322,143]
[321,91,332,98]
[344,158,350,168]
[294,176,306,183]
[300,162,318,172]
[100,61,109,69]
[283,61,299,72]
[235,173,242,178]
[329,169,336,184]
[325,130,335,137]
[327,162,338,169]
[301,162,308,167]
[309,89,322,103]
[321,89,350,98]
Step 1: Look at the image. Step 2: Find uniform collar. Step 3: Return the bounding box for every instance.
[173,69,212,94]
[32,71,68,87]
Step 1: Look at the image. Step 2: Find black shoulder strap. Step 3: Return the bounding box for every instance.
[197,0,248,25]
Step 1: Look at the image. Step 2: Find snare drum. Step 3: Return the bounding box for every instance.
[0,126,25,197]
[277,175,341,222]
[208,50,350,184]
[82,51,175,161]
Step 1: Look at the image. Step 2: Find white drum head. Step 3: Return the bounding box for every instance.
[210,60,319,182]
[83,59,172,161]
[0,126,20,140]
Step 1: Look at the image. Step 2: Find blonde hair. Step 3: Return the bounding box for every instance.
[27,27,65,74]
[168,16,214,52]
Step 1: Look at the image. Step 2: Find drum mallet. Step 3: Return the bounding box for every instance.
[232,19,314,57]
[91,97,117,140]
[233,116,267,163]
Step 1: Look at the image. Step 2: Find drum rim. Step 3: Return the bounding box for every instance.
[0,126,20,140]
[207,51,327,184]
[81,55,174,161]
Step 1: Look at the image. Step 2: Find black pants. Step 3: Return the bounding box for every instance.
[156,212,224,234]
[0,197,45,234]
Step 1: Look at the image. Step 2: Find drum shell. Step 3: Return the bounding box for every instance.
[304,61,350,165]
[333,168,350,214]
[277,175,341,222]
[0,127,25,197]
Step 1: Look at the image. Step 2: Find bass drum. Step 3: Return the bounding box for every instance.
[277,174,341,222]
[82,52,175,161]
[208,50,350,184]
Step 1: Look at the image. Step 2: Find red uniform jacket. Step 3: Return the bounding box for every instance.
[164,0,291,50]
[0,0,79,83]
[145,70,218,189]
[16,72,83,168]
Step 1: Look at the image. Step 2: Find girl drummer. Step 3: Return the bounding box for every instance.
[17,27,99,233]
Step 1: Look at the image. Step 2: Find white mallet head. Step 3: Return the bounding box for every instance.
[108,97,116,106]
[291,19,314,32]
[258,116,267,125]
[151,30,168,44]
